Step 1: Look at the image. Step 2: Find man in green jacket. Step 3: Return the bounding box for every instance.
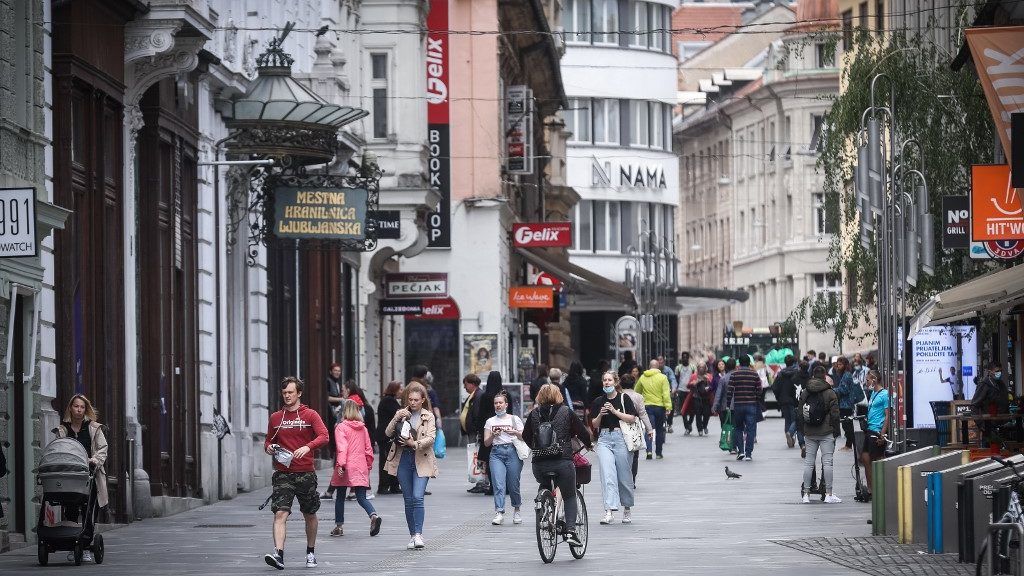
[636,359,672,460]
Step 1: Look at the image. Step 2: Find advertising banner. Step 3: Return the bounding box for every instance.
[0,188,36,258]
[505,85,533,175]
[426,0,451,248]
[405,297,460,320]
[942,195,969,249]
[971,164,1023,241]
[384,273,448,299]
[614,315,640,369]
[273,186,367,240]
[509,286,554,308]
[909,325,979,428]
[512,222,572,248]
[464,333,499,379]
[368,210,401,239]
[380,299,422,315]
[965,27,1024,165]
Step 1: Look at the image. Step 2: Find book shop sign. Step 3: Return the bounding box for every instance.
[273,186,368,240]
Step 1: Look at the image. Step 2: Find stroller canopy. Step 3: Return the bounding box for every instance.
[39,438,90,475]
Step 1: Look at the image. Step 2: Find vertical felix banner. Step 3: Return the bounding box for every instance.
[426,0,451,248]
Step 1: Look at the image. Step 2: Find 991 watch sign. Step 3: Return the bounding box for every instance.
[0,188,37,258]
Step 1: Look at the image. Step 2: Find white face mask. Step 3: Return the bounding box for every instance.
[495,409,507,416]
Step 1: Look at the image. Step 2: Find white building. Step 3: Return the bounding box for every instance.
[559,0,682,367]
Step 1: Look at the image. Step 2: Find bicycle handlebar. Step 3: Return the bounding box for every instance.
[991,456,1024,482]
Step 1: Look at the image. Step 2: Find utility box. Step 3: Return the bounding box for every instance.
[872,446,939,536]
[958,457,1024,562]
[926,458,1003,553]
[897,451,968,544]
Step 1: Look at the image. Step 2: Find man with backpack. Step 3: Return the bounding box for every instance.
[796,365,841,504]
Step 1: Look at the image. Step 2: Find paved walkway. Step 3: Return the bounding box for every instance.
[0,417,950,574]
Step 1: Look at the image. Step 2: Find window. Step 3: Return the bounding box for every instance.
[562,0,592,43]
[563,98,591,143]
[631,101,650,146]
[370,53,389,139]
[858,2,869,29]
[783,115,792,160]
[875,0,884,35]
[592,0,619,45]
[841,10,854,50]
[620,201,635,251]
[815,43,834,68]
[813,192,838,235]
[631,1,648,47]
[651,103,664,149]
[608,201,621,252]
[594,200,608,251]
[575,200,593,250]
[11,0,30,128]
[650,4,665,51]
[809,114,825,152]
[593,99,619,144]
[813,273,843,309]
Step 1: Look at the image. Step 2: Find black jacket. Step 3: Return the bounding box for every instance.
[522,404,592,460]
[460,389,483,436]
[375,396,400,445]
[772,364,800,407]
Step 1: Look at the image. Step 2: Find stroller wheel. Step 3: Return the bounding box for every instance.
[93,534,104,564]
[37,541,48,566]
[73,542,83,565]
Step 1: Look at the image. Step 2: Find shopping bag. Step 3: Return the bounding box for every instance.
[718,410,734,452]
[467,442,487,483]
[434,427,447,459]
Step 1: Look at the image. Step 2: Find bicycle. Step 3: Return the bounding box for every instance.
[534,452,589,563]
[841,414,872,503]
[976,456,1024,576]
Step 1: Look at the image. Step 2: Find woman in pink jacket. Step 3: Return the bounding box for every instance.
[330,400,383,537]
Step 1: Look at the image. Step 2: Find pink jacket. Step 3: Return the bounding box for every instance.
[331,420,374,488]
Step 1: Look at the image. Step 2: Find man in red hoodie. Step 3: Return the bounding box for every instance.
[263,377,329,570]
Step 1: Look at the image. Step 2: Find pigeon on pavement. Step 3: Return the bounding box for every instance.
[725,466,742,479]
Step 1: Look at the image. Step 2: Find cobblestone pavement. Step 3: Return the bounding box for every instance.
[773,536,972,576]
[0,417,960,575]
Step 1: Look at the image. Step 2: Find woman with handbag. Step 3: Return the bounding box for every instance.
[589,371,640,525]
[483,391,526,526]
[619,375,654,487]
[522,384,592,547]
[384,382,438,550]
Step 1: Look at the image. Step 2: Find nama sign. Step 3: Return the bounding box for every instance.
[509,286,554,309]
[512,222,572,248]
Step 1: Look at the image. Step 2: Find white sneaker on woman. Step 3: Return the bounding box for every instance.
[492,511,504,525]
[825,494,843,504]
[512,510,523,525]
[413,534,426,549]
[407,538,417,550]
[600,510,614,524]
[622,508,632,524]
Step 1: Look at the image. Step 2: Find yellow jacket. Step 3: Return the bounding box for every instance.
[635,369,672,410]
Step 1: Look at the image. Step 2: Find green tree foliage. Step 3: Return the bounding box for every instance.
[788,25,995,347]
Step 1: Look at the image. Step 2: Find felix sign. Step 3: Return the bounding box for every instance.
[512,222,572,248]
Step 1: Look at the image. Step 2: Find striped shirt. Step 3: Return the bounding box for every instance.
[727,367,763,406]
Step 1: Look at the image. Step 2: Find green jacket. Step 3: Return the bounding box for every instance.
[635,369,672,410]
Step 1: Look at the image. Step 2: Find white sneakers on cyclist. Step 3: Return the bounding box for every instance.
[512,510,523,524]
[600,510,614,524]
[802,493,811,504]
[824,494,842,504]
[622,508,632,524]
[565,530,583,547]
[492,511,504,525]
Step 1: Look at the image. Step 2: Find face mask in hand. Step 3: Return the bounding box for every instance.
[603,386,615,394]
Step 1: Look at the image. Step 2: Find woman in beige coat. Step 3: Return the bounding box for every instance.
[54,394,108,563]
[384,382,438,550]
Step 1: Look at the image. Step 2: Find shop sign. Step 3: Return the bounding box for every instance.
[942,196,969,249]
[273,186,367,240]
[505,85,533,175]
[406,297,460,320]
[384,273,448,299]
[965,27,1024,167]
[426,0,451,248]
[512,222,572,248]
[0,188,37,258]
[970,164,1023,241]
[368,210,401,239]
[592,157,667,189]
[509,286,554,309]
[380,299,423,315]
[614,315,640,365]
[984,239,1024,260]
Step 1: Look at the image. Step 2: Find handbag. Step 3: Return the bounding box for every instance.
[434,427,447,459]
[719,410,734,451]
[618,394,645,452]
[466,442,487,483]
[511,416,530,460]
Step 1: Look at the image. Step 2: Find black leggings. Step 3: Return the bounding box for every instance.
[532,458,579,528]
[840,407,855,448]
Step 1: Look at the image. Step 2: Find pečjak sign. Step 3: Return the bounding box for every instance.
[273,186,368,240]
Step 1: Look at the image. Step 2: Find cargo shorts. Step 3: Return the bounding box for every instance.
[270,471,320,515]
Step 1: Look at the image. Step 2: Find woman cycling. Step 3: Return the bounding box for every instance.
[523,384,592,546]
[483,391,525,526]
[590,371,639,525]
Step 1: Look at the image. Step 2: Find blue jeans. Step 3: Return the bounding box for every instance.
[488,444,522,512]
[785,406,806,447]
[644,406,666,456]
[397,449,429,535]
[596,430,635,511]
[732,404,759,457]
[334,486,376,525]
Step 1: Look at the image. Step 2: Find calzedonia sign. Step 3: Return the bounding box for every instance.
[273,187,367,240]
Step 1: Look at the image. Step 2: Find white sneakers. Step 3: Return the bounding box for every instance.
[305,552,317,568]
[492,511,504,525]
[622,508,632,524]
[600,510,614,524]
[407,535,426,549]
[512,510,523,525]
[802,493,811,504]
[824,494,843,504]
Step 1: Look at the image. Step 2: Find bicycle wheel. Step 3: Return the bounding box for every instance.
[569,489,588,559]
[977,528,1021,576]
[535,489,558,564]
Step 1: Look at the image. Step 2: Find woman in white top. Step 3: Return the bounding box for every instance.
[483,391,525,525]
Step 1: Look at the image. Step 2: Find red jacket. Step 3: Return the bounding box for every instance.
[265,404,329,472]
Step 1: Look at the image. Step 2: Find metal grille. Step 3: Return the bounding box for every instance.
[773,536,973,576]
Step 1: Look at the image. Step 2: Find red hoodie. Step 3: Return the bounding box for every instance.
[265,403,329,472]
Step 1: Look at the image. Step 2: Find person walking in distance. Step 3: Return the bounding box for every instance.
[330,400,382,538]
[832,357,863,450]
[772,355,801,449]
[384,382,439,550]
[263,377,330,570]
[724,355,763,461]
[712,358,736,451]
[591,371,640,524]
[375,382,403,495]
[321,363,344,500]
[656,355,678,433]
[674,352,696,434]
[681,364,712,436]
[635,359,672,460]
[860,370,890,495]
[483,391,526,526]
[620,374,655,487]
[797,365,842,503]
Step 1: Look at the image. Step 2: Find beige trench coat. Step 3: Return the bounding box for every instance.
[383,411,439,478]
[54,421,109,508]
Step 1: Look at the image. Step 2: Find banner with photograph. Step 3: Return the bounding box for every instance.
[464,333,499,379]
[910,325,979,428]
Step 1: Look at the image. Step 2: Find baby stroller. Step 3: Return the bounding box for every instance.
[35,438,104,565]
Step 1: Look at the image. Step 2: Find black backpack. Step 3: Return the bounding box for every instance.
[532,406,564,458]
[802,389,829,427]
